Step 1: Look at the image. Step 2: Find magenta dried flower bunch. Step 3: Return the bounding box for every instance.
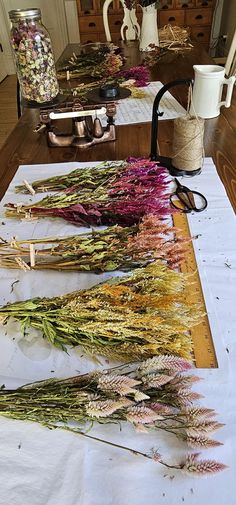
[5,158,172,227]
[116,65,150,87]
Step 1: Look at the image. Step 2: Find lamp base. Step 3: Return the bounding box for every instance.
[155,155,201,177]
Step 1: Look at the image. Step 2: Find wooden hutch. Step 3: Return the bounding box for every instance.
[76,0,216,51]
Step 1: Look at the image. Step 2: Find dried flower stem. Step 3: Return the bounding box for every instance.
[0,215,187,272]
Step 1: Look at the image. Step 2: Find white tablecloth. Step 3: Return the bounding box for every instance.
[0,158,235,504]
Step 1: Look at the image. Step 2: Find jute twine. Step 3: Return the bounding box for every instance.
[171,85,205,172]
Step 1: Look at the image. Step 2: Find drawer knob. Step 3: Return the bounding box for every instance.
[89,22,96,27]
[115,20,122,26]
[197,32,204,38]
[168,16,176,21]
[195,14,203,20]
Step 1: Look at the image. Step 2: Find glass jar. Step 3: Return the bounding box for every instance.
[9,8,59,105]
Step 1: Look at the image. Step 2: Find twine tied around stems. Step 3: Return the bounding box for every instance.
[171,85,205,173]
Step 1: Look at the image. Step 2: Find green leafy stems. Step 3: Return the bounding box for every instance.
[0,215,187,272]
[0,261,202,361]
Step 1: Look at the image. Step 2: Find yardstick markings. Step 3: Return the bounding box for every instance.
[173,212,218,368]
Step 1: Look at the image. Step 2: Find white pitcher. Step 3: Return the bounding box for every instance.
[190,65,235,119]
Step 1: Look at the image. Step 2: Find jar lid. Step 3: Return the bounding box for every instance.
[9,8,41,21]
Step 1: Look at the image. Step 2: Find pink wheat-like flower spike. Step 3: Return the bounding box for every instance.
[139,355,193,375]
[97,374,141,396]
[177,390,204,406]
[148,402,177,415]
[126,406,163,425]
[183,407,217,420]
[186,435,224,449]
[86,398,133,418]
[186,421,225,437]
[171,375,202,387]
[134,391,150,401]
[87,393,101,401]
[182,453,228,476]
[142,373,175,388]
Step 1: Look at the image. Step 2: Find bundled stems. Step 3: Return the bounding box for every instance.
[0,261,202,361]
[6,159,171,227]
[0,215,187,272]
[0,356,226,476]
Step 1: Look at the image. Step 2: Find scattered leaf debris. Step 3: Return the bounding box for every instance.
[10,279,20,293]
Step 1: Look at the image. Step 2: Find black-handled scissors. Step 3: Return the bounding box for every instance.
[170,178,207,213]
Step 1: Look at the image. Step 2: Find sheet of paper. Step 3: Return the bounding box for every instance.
[0,159,235,505]
[109,81,186,125]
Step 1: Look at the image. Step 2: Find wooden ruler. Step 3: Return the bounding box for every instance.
[173,212,218,368]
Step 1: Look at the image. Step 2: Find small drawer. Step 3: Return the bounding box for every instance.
[195,0,215,6]
[175,0,195,7]
[159,0,175,9]
[80,33,101,43]
[79,15,104,32]
[107,14,123,33]
[191,25,211,43]
[159,9,185,26]
[185,8,213,25]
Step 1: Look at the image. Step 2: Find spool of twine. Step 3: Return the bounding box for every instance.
[171,115,205,172]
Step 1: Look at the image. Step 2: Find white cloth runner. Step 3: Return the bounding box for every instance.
[0,158,235,504]
[101,81,186,125]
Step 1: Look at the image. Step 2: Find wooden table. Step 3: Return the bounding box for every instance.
[0,42,236,210]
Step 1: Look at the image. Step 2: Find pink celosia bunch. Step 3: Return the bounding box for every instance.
[116,65,150,87]
[5,158,172,227]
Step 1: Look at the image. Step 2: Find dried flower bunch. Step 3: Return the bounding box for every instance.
[0,261,201,361]
[57,43,124,81]
[0,215,187,272]
[0,355,226,476]
[5,159,171,227]
[125,0,159,10]
[60,64,151,99]
[14,159,162,194]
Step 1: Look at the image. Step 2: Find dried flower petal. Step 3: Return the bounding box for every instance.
[186,436,223,449]
[186,421,225,437]
[148,402,176,415]
[182,453,227,476]
[134,391,150,401]
[151,449,162,462]
[183,407,217,420]
[86,398,132,418]
[142,373,174,388]
[98,374,141,396]
[126,405,163,425]
[139,355,193,375]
